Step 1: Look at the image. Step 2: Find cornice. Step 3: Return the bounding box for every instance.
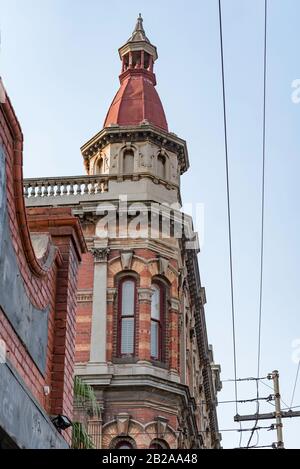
[80,124,189,174]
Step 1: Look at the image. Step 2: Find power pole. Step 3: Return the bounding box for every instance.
[272,370,284,449]
[234,370,300,449]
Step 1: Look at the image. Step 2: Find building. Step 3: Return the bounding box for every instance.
[0,83,86,448]
[25,15,221,449]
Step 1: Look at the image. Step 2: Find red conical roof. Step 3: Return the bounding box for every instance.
[104,70,168,131]
[103,15,168,132]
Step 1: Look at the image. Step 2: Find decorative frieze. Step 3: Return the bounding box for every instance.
[77,291,93,303]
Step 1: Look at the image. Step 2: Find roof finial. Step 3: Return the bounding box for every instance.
[135,13,144,32]
[127,13,150,43]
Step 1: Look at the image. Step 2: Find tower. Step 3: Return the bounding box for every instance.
[25,15,221,449]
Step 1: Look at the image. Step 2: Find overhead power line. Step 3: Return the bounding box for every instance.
[290,360,300,409]
[247,0,268,449]
[217,0,241,442]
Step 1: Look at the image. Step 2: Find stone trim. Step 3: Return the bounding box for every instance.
[77,290,93,303]
[137,287,153,302]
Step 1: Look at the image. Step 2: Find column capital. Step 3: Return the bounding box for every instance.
[91,247,110,263]
[170,297,180,312]
[107,288,117,303]
[137,287,153,303]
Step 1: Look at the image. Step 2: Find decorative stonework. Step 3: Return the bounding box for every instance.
[91,247,110,263]
[155,416,169,439]
[116,413,131,436]
[107,288,117,303]
[158,256,169,276]
[170,298,180,312]
[120,250,134,270]
[138,287,153,302]
[77,291,93,303]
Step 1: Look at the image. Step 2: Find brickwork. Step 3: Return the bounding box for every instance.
[0,94,86,447]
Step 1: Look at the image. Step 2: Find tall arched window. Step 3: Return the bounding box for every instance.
[157,154,166,179]
[151,282,165,360]
[118,278,136,356]
[123,150,134,174]
[95,157,104,175]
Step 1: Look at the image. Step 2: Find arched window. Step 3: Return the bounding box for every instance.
[151,282,165,361]
[95,157,104,175]
[118,278,136,356]
[110,436,136,449]
[157,154,166,179]
[123,150,134,174]
[149,439,170,449]
[115,440,133,449]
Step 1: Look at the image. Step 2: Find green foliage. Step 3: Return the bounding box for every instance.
[72,376,101,449]
[73,376,101,417]
[72,422,94,449]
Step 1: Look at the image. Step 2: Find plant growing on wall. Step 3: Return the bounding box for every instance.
[72,376,101,449]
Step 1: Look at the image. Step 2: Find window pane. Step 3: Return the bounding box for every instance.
[121,318,134,354]
[151,285,160,320]
[151,320,159,358]
[122,280,135,316]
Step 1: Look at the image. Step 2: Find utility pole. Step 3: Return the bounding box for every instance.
[234,370,300,449]
[272,370,284,449]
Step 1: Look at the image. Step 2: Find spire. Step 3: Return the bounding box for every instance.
[128,14,150,43]
[104,16,168,131]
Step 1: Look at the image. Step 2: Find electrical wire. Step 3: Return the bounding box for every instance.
[260,378,290,409]
[222,376,268,383]
[217,0,242,447]
[247,0,268,449]
[290,360,300,409]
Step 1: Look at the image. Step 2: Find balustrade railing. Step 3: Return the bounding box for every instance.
[24,175,109,198]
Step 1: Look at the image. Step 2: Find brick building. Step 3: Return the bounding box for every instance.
[25,16,222,449]
[0,84,86,448]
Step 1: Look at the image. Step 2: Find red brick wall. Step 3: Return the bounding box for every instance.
[0,95,86,445]
[75,252,94,363]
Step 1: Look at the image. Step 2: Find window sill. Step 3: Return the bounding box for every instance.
[113,356,139,364]
[150,359,168,370]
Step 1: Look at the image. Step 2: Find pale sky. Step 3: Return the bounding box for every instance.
[1,0,299,448]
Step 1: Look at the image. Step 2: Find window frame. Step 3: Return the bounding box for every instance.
[150,281,166,362]
[117,276,137,357]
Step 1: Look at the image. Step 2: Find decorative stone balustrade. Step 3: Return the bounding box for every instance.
[24,175,109,198]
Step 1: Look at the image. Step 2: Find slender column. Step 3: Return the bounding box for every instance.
[89,247,110,362]
[141,50,145,69]
[137,288,152,361]
[129,51,133,68]
[169,298,180,374]
[149,55,154,72]
[106,288,116,361]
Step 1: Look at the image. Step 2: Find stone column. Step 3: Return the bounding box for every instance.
[89,247,109,363]
[106,288,117,362]
[169,298,180,376]
[137,287,152,362]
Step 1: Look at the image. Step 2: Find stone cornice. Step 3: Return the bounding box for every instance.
[80,124,189,174]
